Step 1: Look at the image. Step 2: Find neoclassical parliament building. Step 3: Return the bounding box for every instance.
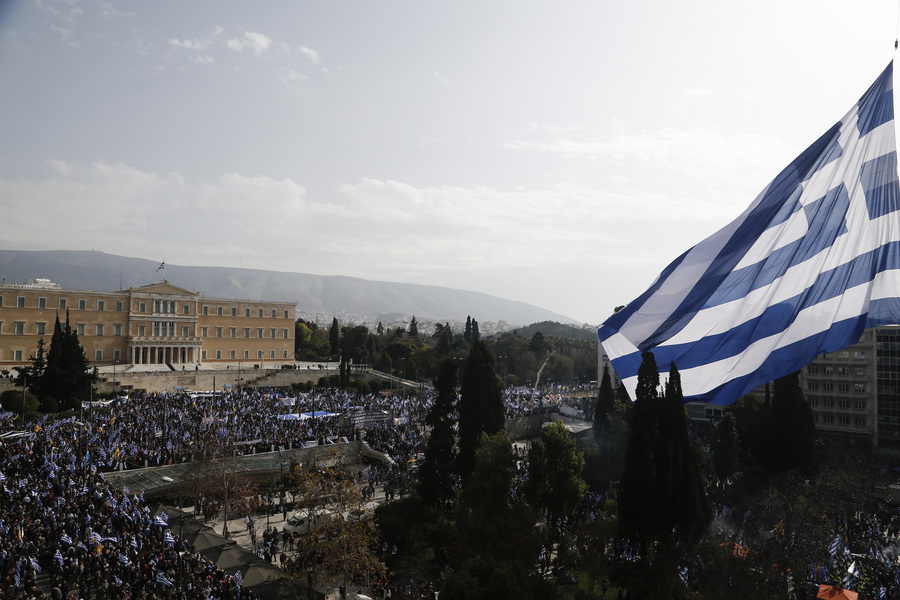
[0,279,295,369]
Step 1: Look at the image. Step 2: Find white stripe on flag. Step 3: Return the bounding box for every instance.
[600,61,900,404]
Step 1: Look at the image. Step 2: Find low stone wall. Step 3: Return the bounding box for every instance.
[504,410,560,440]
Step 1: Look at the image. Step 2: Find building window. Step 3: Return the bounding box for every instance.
[230,350,236,359]
[202,350,208,360]
[17,296,25,308]
[283,328,289,339]
[114,324,123,336]
[138,325,146,337]
[270,350,275,359]
[823,414,834,424]
[838,383,849,392]
[270,328,276,339]
[855,367,866,376]
[245,308,251,317]
[823,398,833,407]
[257,350,263,359]
[139,302,146,312]
[59,298,67,309]
[98,300,105,311]
[216,327,223,338]
[181,304,188,315]
[15,322,24,335]
[271,309,276,318]
[36,322,45,335]
[217,306,223,316]
[182,326,190,337]
[0,296,3,307]
[244,350,250,359]
[854,383,866,393]
[838,399,849,409]
[201,327,208,337]
[283,350,288,359]
[807,365,818,374]
[838,415,850,426]
[95,350,103,360]
[809,397,818,407]
[806,381,817,391]
[257,328,263,338]
[854,351,866,359]
[116,301,123,312]
[244,327,250,338]
[258,308,264,318]
[78,299,86,310]
[38,297,46,309]
[230,327,237,338]
[0,322,3,334]
[855,400,867,410]
[14,350,22,361]
[114,350,121,361]
[231,307,237,317]
[96,324,104,336]
[822,382,833,391]
[215,350,222,359]
[855,417,866,427]
[284,310,289,319]
[202,306,209,315]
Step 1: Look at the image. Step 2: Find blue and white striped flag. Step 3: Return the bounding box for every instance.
[164,531,175,544]
[600,62,900,404]
[54,549,63,568]
[60,533,71,546]
[156,572,174,587]
[829,534,842,556]
[29,557,40,573]
[154,515,168,527]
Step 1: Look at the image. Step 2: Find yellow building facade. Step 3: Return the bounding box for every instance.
[0,280,295,369]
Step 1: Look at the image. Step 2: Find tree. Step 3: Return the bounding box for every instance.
[618,354,711,547]
[471,318,480,343]
[457,341,504,481]
[23,312,95,412]
[709,413,740,483]
[444,431,543,599]
[528,331,551,355]
[418,360,459,506]
[374,350,392,374]
[464,316,473,344]
[329,317,341,355]
[593,363,616,440]
[768,370,818,474]
[523,420,586,529]
[434,323,454,357]
[408,316,419,340]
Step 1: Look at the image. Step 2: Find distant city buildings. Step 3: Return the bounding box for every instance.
[0,280,295,369]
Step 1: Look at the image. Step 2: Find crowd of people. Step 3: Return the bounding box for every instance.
[0,380,586,598]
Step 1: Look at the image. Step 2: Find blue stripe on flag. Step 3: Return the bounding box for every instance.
[600,61,900,404]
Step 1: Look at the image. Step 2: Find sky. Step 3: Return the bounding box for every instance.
[1,0,898,325]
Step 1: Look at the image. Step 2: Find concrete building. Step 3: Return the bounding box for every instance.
[0,279,295,369]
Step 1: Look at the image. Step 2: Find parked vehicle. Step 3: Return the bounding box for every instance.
[283,508,334,534]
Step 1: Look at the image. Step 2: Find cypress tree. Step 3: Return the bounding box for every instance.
[329,317,340,355]
[464,316,472,344]
[593,363,616,441]
[418,360,459,506]
[457,340,504,481]
[767,371,818,474]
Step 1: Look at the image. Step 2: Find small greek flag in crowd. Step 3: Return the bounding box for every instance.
[842,560,860,588]
[679,566,688,585]
[54,549,63,568]
[60,533,71,546]
[119,553,129,565]
[164,531,175,544]
[29,557,40,573]
[154,515,168,527]
[123,486,130,495]
[600,62,900,404]
[829,534,842,556]
[115,576,123,587]
[156,572,174,587]
[234,569,243,585]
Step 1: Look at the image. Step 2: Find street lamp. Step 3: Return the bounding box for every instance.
[238,360,243,391]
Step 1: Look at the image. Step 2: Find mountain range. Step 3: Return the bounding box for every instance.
[0,250,582,329]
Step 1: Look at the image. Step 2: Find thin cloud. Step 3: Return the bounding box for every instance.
[226,31,273,57]
[298,45,320,65]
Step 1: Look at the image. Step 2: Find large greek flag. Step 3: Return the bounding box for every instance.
[600,62,900,405]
